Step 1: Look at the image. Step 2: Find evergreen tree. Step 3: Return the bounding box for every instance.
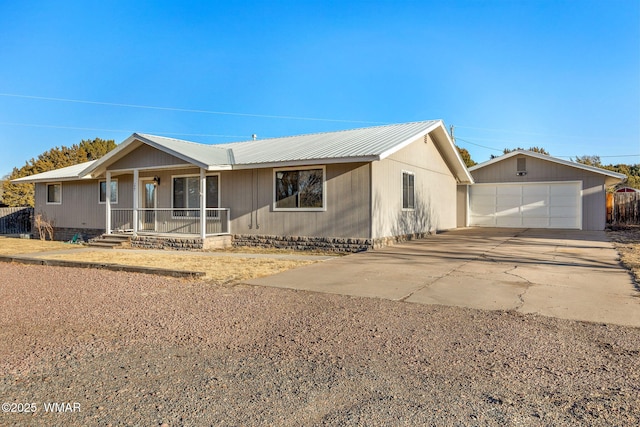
[2,138,116,207]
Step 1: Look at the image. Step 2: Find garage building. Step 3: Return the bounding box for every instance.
[459,150,626,231]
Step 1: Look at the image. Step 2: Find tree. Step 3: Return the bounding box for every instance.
[491,146,550,159]
[573,155,640,190]
[572,155,601,167]
[2,138,116,207]
[456,146,477,167]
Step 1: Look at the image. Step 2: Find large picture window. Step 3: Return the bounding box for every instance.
[46,183,61,204]
[99,180,118,204]
[172,175,219,216]
[274,167,324,210]
[402,171,415,210]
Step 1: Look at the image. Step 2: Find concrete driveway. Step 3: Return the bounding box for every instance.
[245,228,640,327]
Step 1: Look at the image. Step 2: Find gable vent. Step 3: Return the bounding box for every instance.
[516,157,527,176]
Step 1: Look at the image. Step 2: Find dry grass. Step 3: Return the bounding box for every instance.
[34,250,316,283]
[0,236,83,255]
[607,225,640,286]
[205,246,344,256]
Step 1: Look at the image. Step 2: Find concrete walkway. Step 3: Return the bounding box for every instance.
[245,228,640,328]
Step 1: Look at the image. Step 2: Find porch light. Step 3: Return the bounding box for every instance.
[153,176,161,186]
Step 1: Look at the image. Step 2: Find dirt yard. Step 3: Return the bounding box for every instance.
[0,237,320,282]
[1,262,638,426]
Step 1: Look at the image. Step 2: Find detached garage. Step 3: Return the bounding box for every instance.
[462,150,625,231]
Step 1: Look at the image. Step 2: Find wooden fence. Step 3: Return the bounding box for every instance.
[0,207,33,234]
[607,192,640,225]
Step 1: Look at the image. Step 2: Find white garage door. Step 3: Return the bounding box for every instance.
[469,182,582,229]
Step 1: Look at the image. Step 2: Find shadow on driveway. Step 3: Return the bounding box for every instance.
[245,228,640,327]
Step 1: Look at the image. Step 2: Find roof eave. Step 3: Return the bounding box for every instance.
[230,155,381,170]
[11,175,94,184]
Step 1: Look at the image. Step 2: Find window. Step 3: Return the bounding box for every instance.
[46,183,61,204]
[99,180,118,204]
[172,175,219,216]
[402,172,415,210]
[274,167,324,210]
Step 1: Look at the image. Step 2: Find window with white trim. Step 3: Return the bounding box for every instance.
[172,175,219,216]
[402,171,415,210]
[274,167,324,210]
[46,183,62,204]
[99,180,118,204]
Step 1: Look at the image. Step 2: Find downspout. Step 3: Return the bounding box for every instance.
[105,171,112,234]
[200,168,206,240]
[249,169,254,229]
[132,169,139,235]
[255,169,260,229]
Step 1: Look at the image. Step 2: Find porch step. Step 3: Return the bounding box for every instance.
[88,234,132,249]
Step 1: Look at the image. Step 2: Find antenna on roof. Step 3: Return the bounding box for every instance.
[252,134,257,141]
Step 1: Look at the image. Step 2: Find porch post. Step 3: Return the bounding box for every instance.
[200,168,206,240]
[105,171,112,234]
[133,169,139,235]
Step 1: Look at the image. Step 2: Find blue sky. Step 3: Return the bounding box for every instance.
[1,0,638,177]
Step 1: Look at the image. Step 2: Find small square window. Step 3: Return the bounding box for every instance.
[46,183,62,204]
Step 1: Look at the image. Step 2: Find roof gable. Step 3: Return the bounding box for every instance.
[470,150,626,184]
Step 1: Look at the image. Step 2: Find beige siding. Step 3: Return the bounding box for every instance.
[137,167,201,208]
[456,184,468,227]
[471,155,607,230]
[35,181,105,229]
[371,134,458,238]
[109,144,191,170]
[223,163,371,238]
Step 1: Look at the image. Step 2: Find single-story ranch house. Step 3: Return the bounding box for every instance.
[14,120,473,251]
[14,120,625,250]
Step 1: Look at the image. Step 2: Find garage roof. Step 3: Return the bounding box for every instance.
[470,150,627,185]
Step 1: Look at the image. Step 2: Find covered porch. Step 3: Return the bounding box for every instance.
[103,167,230,239]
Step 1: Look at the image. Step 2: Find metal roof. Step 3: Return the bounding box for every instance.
[224,120,441,165]
[135,133,233,166]
[13,120,474,184]
[12,160,97,183]
[470,150,627,182]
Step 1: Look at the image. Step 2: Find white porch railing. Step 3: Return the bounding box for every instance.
[110,208,230,236]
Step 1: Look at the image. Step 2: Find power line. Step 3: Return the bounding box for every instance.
[0,93,385,124]
[454,137,503,152]
[0,122,249,139]
[455,136,639,159]
[453,124,610,141]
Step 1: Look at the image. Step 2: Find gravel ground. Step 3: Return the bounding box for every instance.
[1,263,639,426]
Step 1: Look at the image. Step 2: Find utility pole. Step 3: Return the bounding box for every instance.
[449,125,455,144]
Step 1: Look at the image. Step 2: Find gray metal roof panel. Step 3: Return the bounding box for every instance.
[470,149,627,180]
[222,120,440,164]
[136,133,233,166]
[12,160,97,183]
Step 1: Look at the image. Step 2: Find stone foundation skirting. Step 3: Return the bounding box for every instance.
[372,232,432,250]
[233,232,433,252]
[36,227,105,242]
[130,235,233,250]
[130,236,204,250]
[232,234,373,253]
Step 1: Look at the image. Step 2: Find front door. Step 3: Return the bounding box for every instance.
[141,179,157,231]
